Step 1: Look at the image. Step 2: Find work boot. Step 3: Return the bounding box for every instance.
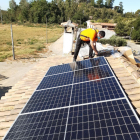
[73,58,76,62]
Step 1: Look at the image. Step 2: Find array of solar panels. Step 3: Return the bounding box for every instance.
[4,56,140,140]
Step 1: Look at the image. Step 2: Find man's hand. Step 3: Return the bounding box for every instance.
[90,39,98,55]
[95,51,98,55]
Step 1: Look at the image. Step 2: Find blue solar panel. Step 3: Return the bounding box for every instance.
[4,57,140,140]
[65,99,140,140]
[75,56,107,70]
[46,63,75,76]
[37,72,74,90]
[22,85,72,113]
[71,77,124,106]
[4,108,68,140]
[5,99,140,140]
[74,65,113,84]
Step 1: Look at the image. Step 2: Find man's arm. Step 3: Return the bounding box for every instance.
[90,39,98,55]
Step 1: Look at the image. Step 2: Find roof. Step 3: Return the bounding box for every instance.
[0,54,140,139]
[86,21,117,27]
[61,21,78,27]
[101,23,117,26]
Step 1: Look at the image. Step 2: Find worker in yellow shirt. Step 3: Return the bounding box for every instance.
[73,29,105,62]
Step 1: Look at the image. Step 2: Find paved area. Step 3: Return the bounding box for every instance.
[49,34,64,55]
[0,61,36,99]
[127,40,140,52]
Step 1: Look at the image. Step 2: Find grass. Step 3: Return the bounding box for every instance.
[0,24,63,61]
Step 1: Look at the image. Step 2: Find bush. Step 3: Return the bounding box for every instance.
[97,35,127,46]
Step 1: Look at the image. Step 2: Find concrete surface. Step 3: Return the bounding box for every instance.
[127,40,140,52]
[0,61,36,99]
[49,35,64,55]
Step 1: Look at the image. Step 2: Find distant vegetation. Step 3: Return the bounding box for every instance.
[0,0,125,24]
[1,0,140,43]
[1,0,140,42]
[0,24,63,62]
[98,35,127,47]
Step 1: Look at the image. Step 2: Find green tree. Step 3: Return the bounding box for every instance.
[106,0,114,8]
[8,0,17,22]
[135,9,140,17]
[91,0,95,6]
[96,0,103,7]
[115,21,128,36]
[132,17,140,41]
[118,2,123,14]
[9,0,17,10]
[19,0,29,22]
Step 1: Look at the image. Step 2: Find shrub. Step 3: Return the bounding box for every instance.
[97,35,127,46]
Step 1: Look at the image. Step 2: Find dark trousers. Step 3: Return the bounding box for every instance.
[74,35,93,60]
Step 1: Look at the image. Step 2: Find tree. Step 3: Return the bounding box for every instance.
[106,0,114,8]
[132,17,140,41]
[9,0,17,10]
[118,2,123,14]
[91,0,95,6]
[19,0,29,22]
[115,21,129,36]
[96,0,103,7]
[135,9,140,18]
[101,7,107,20]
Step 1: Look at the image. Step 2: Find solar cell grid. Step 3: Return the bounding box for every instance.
[65,99,140,140]
[46,63,75,76]
[4,108,68,140]
[37,72,74,90]
[22,85,72,114]
[4,57,140,140]
[75,56,107,70]
[74,65,113,84]
[71,77,124,106]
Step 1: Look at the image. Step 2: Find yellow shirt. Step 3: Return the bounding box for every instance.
[80,28,99,42]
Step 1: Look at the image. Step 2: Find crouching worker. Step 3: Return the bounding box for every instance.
[73,29,105,62]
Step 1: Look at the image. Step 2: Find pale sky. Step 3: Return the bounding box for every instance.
[0,0,140,13]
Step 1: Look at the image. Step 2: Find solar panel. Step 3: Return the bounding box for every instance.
[46,63,75,76]
[4,57,140,140]
[4,108,68,140]
[75,56,107,70]
[22,85,72,113]
[71,77,124,106]
[37,72,74,90]
[74,65,113,84]
[4,99,140,140]
[65,99,140,140]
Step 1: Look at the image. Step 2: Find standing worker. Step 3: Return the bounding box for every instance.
[73,29,105,62]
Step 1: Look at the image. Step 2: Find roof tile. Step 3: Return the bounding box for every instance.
[123,83,140,90]
[0,121,14,130]
[129,94,140,101]
[132,101,140,108]
[0,128,9,137]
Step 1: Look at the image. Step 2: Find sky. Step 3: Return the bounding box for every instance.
[0,0,140,13]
